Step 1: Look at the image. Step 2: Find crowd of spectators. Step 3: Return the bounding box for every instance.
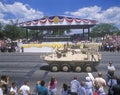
[0,39,20,53]
[101,35,120,52]
[1,34,120,53]
[0,62,120,95]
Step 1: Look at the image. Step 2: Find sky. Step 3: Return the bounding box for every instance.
[0,0,120,28]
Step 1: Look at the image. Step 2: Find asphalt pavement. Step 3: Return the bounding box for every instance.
[0,52,120,95]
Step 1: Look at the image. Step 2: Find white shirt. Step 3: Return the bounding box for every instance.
[85,81,93,95]
[108,65,115,71]
[70,79,80,92]
[10,87,18,95]
[20,85,30,95]
[0,88,3,95]
[98,86,105,95]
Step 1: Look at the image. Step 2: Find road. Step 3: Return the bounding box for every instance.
[0,52,120,94]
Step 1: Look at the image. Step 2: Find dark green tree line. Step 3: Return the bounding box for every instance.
[90,23,120,38]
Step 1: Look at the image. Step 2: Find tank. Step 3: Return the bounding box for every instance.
[42,43,102,72]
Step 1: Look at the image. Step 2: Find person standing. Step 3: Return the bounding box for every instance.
[94,82,105,95]
[107,62,116,78]
[60,83,68,95]
[85,76,93,95]
[18,80,31,95]
[70,75,80,95]
[107,75,117,95]
[0,88,3,95]
[9,82,18,95]
[0,75,9,95]
[0,82,3,95]
[79,81,86,95]
[48,77,58,95]
[94,72,106,87]
[94,72,106,95]
[33,80,41,95]
[37,80,49,95]
[112,78,120,95]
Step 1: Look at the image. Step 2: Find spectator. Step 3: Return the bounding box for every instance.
[37,80,49,95]
[85,76,93,95]
[9,91,15,95]
[70,75,80,95]
[112,78,120,95]
[60,83,68,95]
[18,80,31,95]
[48,76,58,95]
[102,35,120,52]
[94,72,106,87]
[33,80,41,94]
[94,82,105,95]
[0,82,3,95]
[94,72,107,95]
[0,75,9,95]
[107,62,116,78]
[79,81,86,95]
[9,82,18,95]
[107,75,117,95]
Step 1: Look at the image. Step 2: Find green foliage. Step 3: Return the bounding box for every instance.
[28,30,37,38]
[91,23,119,38]
[1,21,120,41]
[4,25,18,40]
[18,27,26,38]
[116,30,120,35]
[0,32,4,39]
[3,24,26,40]
[0,22,5,39]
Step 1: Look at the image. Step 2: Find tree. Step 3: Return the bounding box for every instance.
[0,22,3,31]
[90,23,119,38]
[0,32,4,39]
[3,24,26,40]
[3,25,18,40]
[116,30,120,35]
[0,22,5,39]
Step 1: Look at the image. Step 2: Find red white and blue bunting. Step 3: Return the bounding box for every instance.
[65,17,73,22]
[18,16,97,26]
[33,20,39,25]
[26,21,31,25]
[40,18,47,23]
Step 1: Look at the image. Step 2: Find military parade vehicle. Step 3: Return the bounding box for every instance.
[42,42,101,72]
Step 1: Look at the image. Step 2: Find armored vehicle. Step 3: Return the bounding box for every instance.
[42,43,101,72]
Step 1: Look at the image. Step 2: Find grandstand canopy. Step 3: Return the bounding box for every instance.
[18,16,97,40]
[18,16,97,30]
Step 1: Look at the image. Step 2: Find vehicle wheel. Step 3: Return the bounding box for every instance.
[61,64,70,72]
[50,63,59,72]
[84,65,93,72]
[74,66,82,72]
